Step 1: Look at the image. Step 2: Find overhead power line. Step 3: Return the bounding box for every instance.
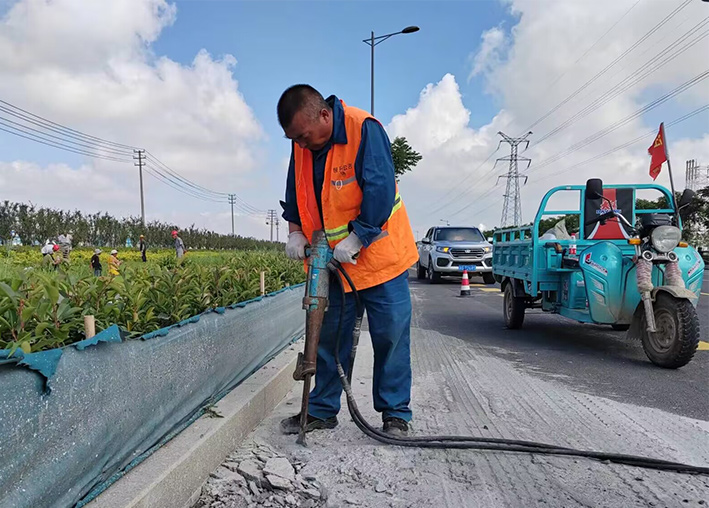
[529,69,709,173]
[535,104,709,184]
[522,0,694,133]
[426,148,499,215]
[445,72,706,220]
[432,2,698,219]
[0,97,262,213]
[0,99,135,151]
[448,105,708,222]
[532,18,709,147]
[0,124,132,163]
[534,0,644,100]
[143,166,226,203]
[0,115,133,159]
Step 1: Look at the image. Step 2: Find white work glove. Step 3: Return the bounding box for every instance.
[285,231,308,260]
[333,233,363,265]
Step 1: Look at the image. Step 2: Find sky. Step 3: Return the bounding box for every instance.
[0,0,707,241]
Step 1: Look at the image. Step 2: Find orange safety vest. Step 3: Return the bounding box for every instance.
[294,101,418,291]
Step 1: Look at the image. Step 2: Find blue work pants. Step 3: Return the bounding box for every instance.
[308,270,412,422]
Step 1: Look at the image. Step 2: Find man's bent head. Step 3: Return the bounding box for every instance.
[277,84,333,151]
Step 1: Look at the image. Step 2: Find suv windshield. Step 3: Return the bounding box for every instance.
[434,228,484,242]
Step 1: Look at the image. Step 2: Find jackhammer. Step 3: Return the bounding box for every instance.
[292,230,709,475]
[292,230,335,445]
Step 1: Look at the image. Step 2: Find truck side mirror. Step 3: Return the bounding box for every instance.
[585,178,603,200]
[422,238,431,245]
[487,237,493,243]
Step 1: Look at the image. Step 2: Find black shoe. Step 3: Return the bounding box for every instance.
[383,417,409,437]
[280,413,338,435]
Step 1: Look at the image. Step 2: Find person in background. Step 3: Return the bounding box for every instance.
[139,235,147,262]
[57,232,73,263]
[172,230,185,259]
[52,244,62,271]
[91,249,103,277]
[41,241,55,268]
[108,249,121,276]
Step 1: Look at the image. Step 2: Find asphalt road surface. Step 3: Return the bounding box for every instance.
[408,269,709,421]
[203,270,709,508]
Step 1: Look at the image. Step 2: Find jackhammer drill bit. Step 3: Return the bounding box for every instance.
[292,230,331,446]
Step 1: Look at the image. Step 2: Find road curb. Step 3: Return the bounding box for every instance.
[88,341,301,508]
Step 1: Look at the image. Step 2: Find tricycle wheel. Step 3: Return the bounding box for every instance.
[483,272,496,285]
[611,324,630,331]
[416,261,426,280]
[641,293,700,369]
[503,283,525,329]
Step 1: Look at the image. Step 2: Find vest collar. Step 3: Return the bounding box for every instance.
[326,95,348,145]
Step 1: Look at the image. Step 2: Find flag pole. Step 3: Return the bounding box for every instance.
[661,123,680,225]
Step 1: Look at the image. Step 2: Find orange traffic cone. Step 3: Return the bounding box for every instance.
[460,270,471,296]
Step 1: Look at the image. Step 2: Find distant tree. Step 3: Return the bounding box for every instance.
[680,187,709,245]
[390,136,422,181]
[0,200,281,250]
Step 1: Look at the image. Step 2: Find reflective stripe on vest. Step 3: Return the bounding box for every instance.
[293,101,418,291]
[324,192,403,243]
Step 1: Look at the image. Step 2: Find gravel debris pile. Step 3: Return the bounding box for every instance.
[193,439,327,508]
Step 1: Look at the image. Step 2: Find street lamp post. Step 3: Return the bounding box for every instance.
[363,25,419,115]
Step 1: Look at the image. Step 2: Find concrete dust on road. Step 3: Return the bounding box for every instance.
[197,325,709,508]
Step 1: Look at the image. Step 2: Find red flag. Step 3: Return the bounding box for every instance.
[648,123,667,181]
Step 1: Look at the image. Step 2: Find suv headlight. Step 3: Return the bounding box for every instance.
[483,246,492,254]
[651,226,681,253]
[435,246,450,253]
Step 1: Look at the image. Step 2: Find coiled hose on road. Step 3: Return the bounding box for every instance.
[328,260,709,476]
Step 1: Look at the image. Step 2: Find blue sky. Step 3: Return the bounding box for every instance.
[150,0,511,167]
[1,0,707,239]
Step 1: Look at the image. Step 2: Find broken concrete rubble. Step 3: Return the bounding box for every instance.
[264,457,296,482]
[192,441,327,508]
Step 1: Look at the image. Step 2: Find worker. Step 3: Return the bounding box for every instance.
[108,249,121,276]
[51,244,62,271]
[277,85,418,437]
[57,232,72,263]
[139,234,147,262]
[171,230,185,259]
[40,241,55,268]
[91,249,103,276]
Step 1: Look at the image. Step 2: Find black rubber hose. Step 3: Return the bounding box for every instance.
[328,261,709,476]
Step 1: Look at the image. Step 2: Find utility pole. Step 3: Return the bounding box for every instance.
[133,149,146,227]
[266,209,277,242]
[228,194,236,236]
[495,131,532,227]
[275,217,281,242]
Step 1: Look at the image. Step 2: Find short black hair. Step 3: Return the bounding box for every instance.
[277,84,329,129]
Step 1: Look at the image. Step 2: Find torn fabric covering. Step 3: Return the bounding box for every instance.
[0,285,305,508]
[0,324,124,392]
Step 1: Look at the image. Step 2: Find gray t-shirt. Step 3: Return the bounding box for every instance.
[175,237,185,258]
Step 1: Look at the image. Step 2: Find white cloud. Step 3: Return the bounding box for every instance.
[0,0,270,239]
[392,0,709,234]
[469,26,507,81]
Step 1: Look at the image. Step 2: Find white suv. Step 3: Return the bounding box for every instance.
[417,226,494,284]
